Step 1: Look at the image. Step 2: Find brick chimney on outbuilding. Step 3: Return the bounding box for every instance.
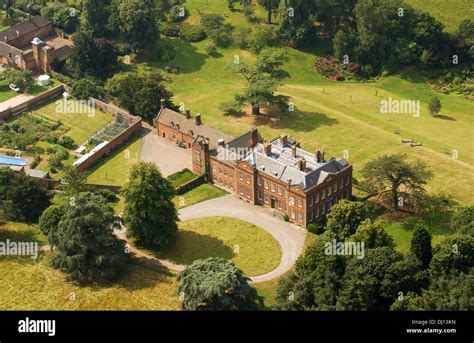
[195,114,202,126]
[160,99,166,108]
[185,109,191,119]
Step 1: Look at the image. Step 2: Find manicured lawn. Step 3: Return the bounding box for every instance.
[406,0,473,32]
[0,219,48,245]
[167,168,197,188]
[378,217,456,254]
[28,78,62,96]
[33,97,114,146]
[153,217,281,277]
[173,183,227,209]
[0,254,181,310]
[87,134,143,186]
[0,80,19,102]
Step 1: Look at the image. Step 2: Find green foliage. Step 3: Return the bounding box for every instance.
[450,206,474,236]
[428,96,441,115]
[391,269,474,310]
[274,234,346,310]
[41,2,79,33]
[430,234,474,275]
[248,25,280,53]
[72,78,101,100]
[233,27,252,49]
[362,154,432,210]
[50,193,128,283]
[2,68,33,92]
[2,173,50,222]
[410,225,432,269]
[326,200,373,240]
[169,4,188,22]
[57,136,75,149]
[336,247,425,310]
[350,219,394,249]
[123,162,178,248]
[306,222,325,235]
[109,0,159,51]
[160,21,181,37]
[179,24,206,43]
[230,49,289,115]
[200,14,233,47]
[81,0,112,36]
[61,167,88,196]
[68,31,118,79]
[39,205,65,237]
[105,71,174,124]
[177,257,261,310]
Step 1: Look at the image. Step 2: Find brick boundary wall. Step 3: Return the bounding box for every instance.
[0,84,66,120]
[175,175,206,195]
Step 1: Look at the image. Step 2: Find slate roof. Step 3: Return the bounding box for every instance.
[243,137,350,190]
[0,42,22,60]
[0,16,51,45]
[154,107,233,150]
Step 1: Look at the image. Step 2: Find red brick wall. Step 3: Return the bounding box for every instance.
[75,118,142,173]
[157,122,194,148]
[209,158,235,192]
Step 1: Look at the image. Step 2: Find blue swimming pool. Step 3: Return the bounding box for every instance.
[0,156,27,166]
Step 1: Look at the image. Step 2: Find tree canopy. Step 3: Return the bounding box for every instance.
[177,257,261,310]
[122,162,178,248]
[50,193,128,283]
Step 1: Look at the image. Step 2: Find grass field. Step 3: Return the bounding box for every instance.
[87,134,143,186]
[33,97,113,146]
[0,219,48,245]
[167,168,197,188]
[406,0,474,32]
[173,183,227,209]
[0,80,18,102]
[152,217,281,277]
[135,2,474,205]
[0,255,181,310]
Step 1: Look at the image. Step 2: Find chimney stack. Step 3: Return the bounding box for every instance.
[185,108,191,119]
[160,99,166,108]
[264,143,272,155]
[322,151,325,162]
[251,128,260,146]
[316,150,322,163]
[298,158,306,171]
[195,113,202,126]
[280,135,288,146]
[291,144,297,158]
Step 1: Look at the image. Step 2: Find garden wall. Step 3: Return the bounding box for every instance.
[0,84,65,120]
[175,175,206,195]
[74,115,142,173]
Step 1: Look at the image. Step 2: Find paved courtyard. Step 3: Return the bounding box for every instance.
[140,127,192,177]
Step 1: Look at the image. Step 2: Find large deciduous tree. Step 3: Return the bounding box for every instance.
[325,200,373,241]
[231,49,289,115]
[109,0,159,51]
[430,235,474,275]
[81,0,112,37]
[350,219,394,249]
[68,31,118,79]
[3,173,50,222]
[122,162,178,248]
[362,154,432,210]
[177,257,261,310]
[104,72,174,124]
[51,193,128,283]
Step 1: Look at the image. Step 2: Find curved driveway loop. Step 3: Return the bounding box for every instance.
[178,195,306,283]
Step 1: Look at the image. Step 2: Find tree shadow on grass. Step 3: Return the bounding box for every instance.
[0,222,44,243]
[153,230,235,266]
[253,109,339,133]
[433,113,456,121]
[139,38,208,74]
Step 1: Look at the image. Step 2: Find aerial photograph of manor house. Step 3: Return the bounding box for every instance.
[0,0,472,338]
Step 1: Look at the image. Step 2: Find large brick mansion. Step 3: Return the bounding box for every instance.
[154,103,352,227]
